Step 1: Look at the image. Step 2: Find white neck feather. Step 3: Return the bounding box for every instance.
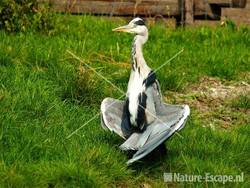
[131,34,150,77]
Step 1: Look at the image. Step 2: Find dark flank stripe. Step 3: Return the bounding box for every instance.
[143,70,156,88]
[134,19,145,26]
[121,98,133,138]
[136,92,147,132]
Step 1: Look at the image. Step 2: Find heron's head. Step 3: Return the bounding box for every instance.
[112,17,148,36]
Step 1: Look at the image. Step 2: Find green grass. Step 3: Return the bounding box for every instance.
[231,95,250,110]
[0,15,249,187]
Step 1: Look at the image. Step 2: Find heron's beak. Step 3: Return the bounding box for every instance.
[112,24,133,33]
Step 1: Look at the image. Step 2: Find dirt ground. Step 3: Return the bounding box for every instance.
[164,75,250,129]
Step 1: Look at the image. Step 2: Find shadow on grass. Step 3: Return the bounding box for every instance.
[126,143,169,172]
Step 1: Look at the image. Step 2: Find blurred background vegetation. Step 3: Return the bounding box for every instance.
[0,0,59,34]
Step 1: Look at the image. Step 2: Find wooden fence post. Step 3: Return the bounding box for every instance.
[185,0,194,25]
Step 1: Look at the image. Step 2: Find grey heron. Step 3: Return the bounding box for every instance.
[101,18,190,164]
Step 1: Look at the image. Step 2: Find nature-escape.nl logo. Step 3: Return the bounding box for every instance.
[164,172,244,184]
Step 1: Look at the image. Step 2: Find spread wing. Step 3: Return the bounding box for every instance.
[124,104,190,164]
[101,80,190,164]
[101,98,132,139]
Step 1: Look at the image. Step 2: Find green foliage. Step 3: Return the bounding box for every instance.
[231,95,250,110]
[222,19,237,31]
[0,0,58,34]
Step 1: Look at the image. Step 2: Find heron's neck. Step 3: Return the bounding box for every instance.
[131,35,149,74]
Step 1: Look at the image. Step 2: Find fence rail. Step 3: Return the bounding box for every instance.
[38,0,250,25]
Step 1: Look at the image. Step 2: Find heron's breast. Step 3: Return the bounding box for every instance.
[127,72,144,125]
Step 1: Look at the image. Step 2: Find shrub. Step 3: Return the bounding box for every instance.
[0,0,58,34]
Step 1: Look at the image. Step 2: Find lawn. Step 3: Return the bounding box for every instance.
[0,15,249,187]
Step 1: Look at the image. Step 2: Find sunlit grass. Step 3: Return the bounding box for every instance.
[231,95,250,110]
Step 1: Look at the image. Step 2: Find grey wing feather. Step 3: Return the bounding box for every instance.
[153,80,162,109]
[142,80,161,125]
[101,97,132,139]
[126,104,190,164]
[119,127,151,151]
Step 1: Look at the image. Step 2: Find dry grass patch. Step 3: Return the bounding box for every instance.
[164,76,250,129]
